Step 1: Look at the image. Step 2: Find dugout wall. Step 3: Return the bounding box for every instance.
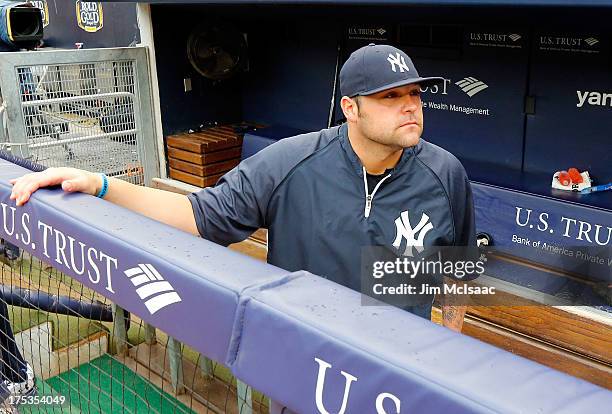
[139,1,612,222]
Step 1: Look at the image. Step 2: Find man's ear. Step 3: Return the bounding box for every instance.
[340,96,359,122]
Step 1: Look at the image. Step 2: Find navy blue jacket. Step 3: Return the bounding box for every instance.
[189,124,476,292]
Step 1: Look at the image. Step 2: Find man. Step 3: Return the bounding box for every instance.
[9,44,474,331]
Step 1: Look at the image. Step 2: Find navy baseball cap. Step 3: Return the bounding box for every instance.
[340,44,445,97]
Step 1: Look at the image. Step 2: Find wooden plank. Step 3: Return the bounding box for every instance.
[461,285,612,365]
[208,125,240,135]
[434,277,612,366]
[151,178,198,195]
[250,229,267,244]
[464,316,612,389]
[166,133,241,153]
[193,131,241,144]
[200,133,243,150]
[167,146,242,165]
[198,128,238,139]
[468,305,612,365]
[169,158,239,176]
[229,238,267,262]
[169,168,224,188]
[431,308,612,389]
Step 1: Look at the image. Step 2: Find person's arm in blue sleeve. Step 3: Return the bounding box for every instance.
[188,155,272,246]
[10,134,295,242]
[187,133,317,245]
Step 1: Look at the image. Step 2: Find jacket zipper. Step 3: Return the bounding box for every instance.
[362,166,391,219]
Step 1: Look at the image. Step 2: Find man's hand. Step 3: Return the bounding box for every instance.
[10,167,101,206]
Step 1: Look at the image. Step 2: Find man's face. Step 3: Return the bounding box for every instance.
[353,83,424,149]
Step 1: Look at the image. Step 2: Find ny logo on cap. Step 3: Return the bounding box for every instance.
[387,52,410,73]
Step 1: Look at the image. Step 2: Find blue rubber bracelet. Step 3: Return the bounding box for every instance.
[96,173,109,199]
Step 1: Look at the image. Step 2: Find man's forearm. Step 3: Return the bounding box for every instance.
[441,276,467,332]
[442,304,466,332]
[11,167,200,237]
[96,175,199,236]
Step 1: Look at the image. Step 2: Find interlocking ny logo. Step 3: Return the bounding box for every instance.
[392,210,434,257]
[584,37,599,47]
[455,77,489,97]
[508,33,522,42]
[124,264,182,314]
[387,53,410,73]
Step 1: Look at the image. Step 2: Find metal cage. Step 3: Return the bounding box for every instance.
[0,47,158,185]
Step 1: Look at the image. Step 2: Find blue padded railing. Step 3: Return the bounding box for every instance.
[1,158,610,413]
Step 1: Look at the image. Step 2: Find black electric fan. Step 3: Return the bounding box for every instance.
[186,23,248,81]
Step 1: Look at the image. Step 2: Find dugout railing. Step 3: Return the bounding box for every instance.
[1,157,611,413]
